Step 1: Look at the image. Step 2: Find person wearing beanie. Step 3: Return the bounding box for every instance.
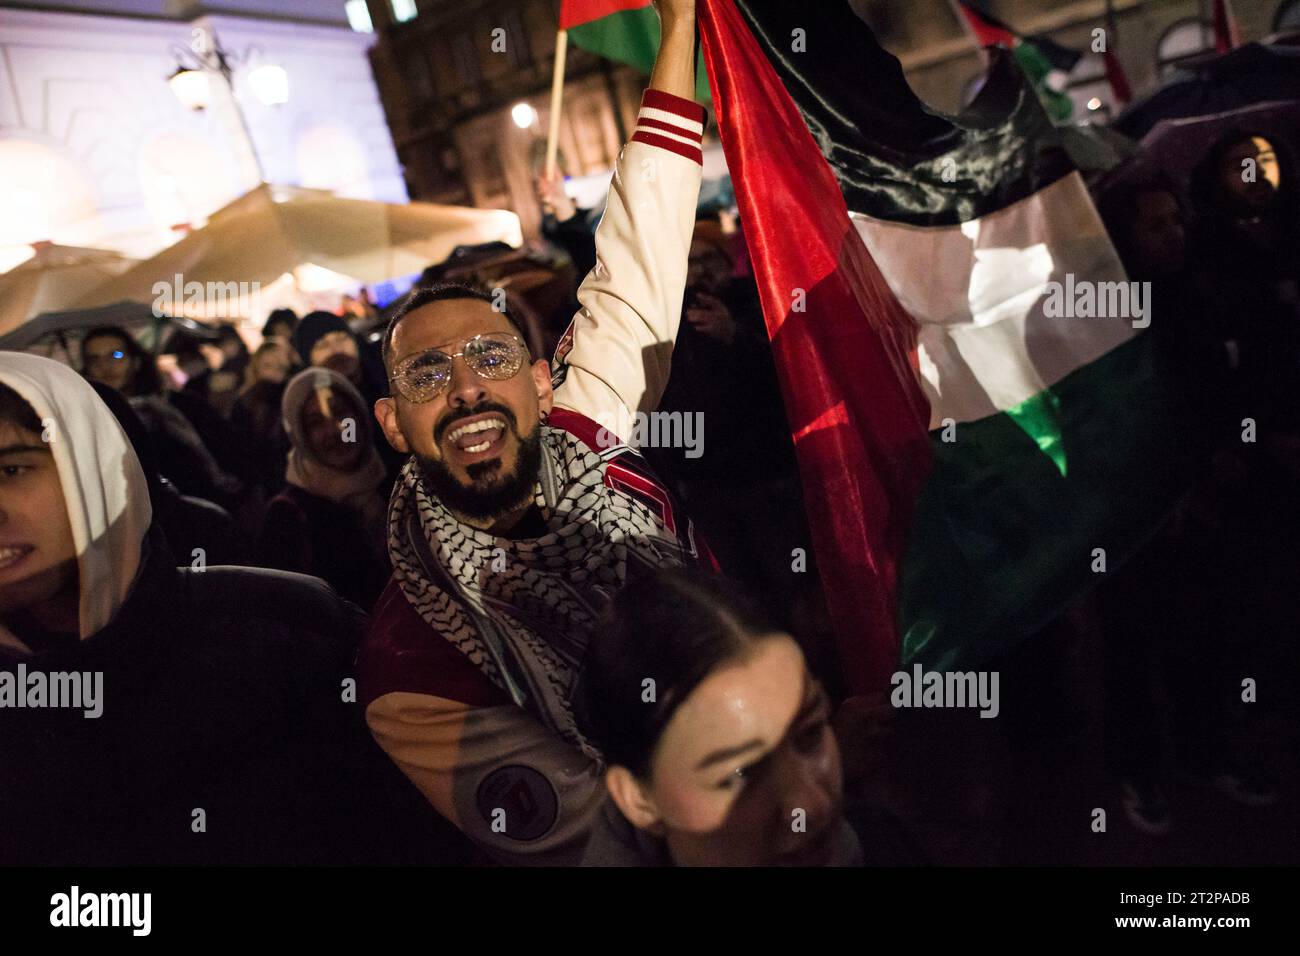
[292,311,360,384]
[291,310,398,479]
[262,308,300,346]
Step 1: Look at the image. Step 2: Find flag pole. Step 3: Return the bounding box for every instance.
[1212,0,1242,53]
[1103,0,1133,106]
[546,29,569,180]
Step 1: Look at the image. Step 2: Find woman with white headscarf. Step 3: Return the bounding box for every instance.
[0,353,419,865]
[0,353,151,656]
[257,366,390,610]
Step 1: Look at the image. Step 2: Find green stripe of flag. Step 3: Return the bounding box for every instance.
[900,332,1186,671]
[568,7,711,104]
[1013,40,1074,123]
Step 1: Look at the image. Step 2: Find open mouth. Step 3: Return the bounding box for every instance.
[0,545,35,572]
[443,413,510,464]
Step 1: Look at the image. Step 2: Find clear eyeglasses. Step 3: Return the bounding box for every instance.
[389,332,526,404]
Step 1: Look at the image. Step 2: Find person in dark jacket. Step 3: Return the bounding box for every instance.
[535,171,599,281]
[292,311,385,403]
[262,307,300,348]
[257,367,390,610]
[0,353,463,864]
[90,382,244,567]
[1190,131,1300,452]
[292,310,400,478]
[230,340,294,499]
[646,220,815,640]
[579,570,922,867]
[81,325,243,507]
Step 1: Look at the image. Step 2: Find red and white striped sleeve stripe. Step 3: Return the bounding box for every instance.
[631,89,708,165]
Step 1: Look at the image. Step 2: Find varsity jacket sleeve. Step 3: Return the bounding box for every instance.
[359,580,605,866]
[365,692,605,867]
[551,89,707,431]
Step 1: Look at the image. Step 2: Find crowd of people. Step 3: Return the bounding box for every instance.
[1091,129,1298,836]
[2,0,1296,867]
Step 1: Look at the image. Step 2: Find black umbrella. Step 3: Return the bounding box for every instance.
[0,302,220,353]
[1115,43,1300,139]
[1139,100,1300,202]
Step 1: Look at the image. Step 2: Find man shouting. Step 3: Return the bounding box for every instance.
[360,0,713,864]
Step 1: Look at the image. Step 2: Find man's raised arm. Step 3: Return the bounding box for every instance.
[550,0,706,431]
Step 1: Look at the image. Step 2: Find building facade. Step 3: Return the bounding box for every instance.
[363,0,1296,235]
[362,0,645,239]
[0,0,406,263]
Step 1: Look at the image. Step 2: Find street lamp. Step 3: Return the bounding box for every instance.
[512,102,538,129]
[168,65,212,111]
[248,64,290,107]
[167,25,290,181]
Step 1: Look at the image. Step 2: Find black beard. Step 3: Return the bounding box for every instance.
[417,422,543,522]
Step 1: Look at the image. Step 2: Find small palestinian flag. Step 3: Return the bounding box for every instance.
[560,0,711,103]
[957,0,1081,122]
[698,0,1182,689]
[1213,0,1244,54]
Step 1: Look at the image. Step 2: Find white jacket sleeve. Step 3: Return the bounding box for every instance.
[551,89,707,433]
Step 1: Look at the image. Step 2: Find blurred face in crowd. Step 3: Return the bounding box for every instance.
[343,294,374,320]
[82,333,136,392]
[254,345,291,385]
[264,318,294,342]
[0,416,79,632]
[199,344,226,371]
[219,332,246,363]
[1129,189,1186,277]
[310,330,361,382]
[374,297,553,528]
[686,236,731,297]
[1219,136,1281,214]
[302,386,365,472]
[606,635,846,866]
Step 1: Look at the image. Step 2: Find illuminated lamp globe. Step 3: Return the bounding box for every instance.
[249,64,290,107]
[169,67,212,111]
[512,103,538,129]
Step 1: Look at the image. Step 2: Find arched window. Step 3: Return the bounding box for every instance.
[1277,0,1300,31]
[1157,18,1214,79]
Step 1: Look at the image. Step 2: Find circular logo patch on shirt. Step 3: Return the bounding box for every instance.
[476,764,560,842]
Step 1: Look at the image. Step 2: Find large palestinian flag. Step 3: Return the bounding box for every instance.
[698,0,1183,690]
[560,0,711,103]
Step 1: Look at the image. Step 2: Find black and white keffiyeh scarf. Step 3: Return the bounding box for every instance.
[388,421,691,759]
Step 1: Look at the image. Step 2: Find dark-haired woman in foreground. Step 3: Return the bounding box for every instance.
[581,570,921,867]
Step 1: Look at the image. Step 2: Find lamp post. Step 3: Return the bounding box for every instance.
[167,23,289,183]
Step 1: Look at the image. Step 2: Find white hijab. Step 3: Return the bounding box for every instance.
[0,352,152,656]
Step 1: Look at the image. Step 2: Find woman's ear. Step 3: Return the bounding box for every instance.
[606,765,662,831]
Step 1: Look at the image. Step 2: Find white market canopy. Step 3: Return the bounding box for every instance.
[0,244,137,338]
[76,184,524,318]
